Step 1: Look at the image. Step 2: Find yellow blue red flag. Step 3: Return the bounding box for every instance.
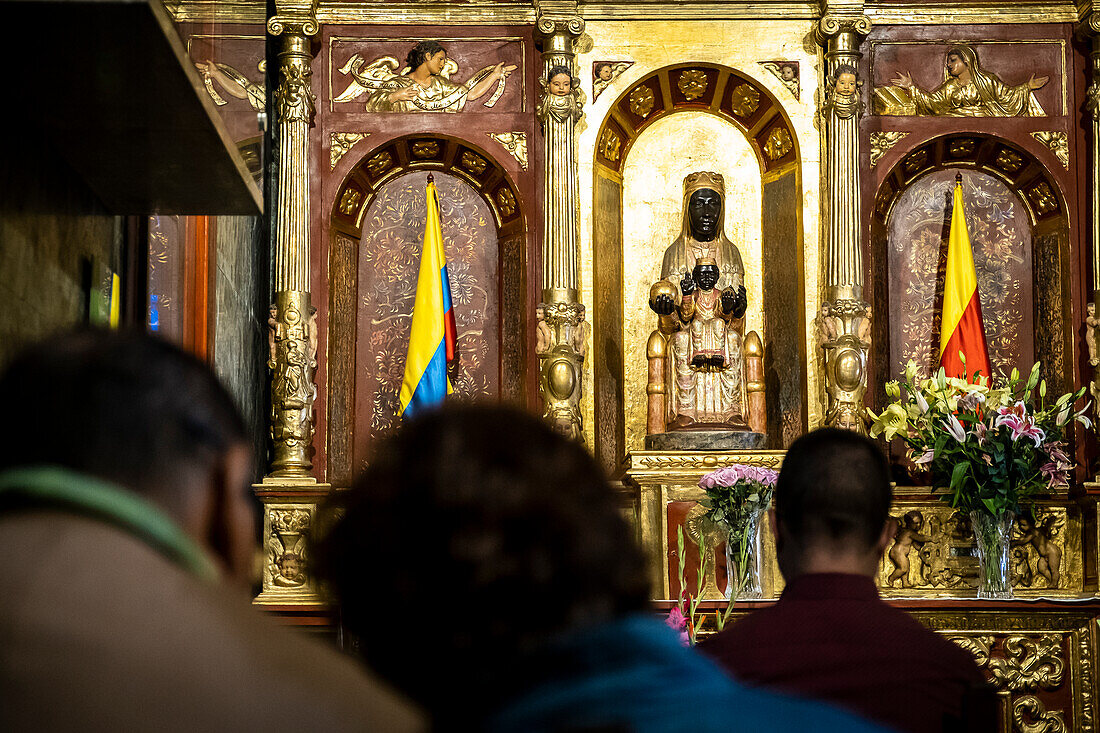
[939,174,991,381]
[399,176,457,417]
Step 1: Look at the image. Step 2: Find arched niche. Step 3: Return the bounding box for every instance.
[869,134,1072,409]
[327,135,529,486]
[592,63,805,471]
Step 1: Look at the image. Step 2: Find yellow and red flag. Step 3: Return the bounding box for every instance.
[399,176,457,418]
[938,175,991,381]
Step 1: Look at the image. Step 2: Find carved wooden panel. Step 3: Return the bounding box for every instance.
[887,169,1034,382]
[353,171,499,466]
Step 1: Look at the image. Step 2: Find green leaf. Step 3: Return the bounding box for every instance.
[950,461,968,491]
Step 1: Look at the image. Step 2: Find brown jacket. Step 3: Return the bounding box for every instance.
[0,511,424,733]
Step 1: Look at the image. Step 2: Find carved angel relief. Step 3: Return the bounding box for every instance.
[334,41,517,113]
[592,60,634,101]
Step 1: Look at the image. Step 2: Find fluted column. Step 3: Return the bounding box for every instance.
[817,13,872,433]
[1085,25,1100,435]
[535,15,588,440]
[267,12,318,478]
[255,4,327,608]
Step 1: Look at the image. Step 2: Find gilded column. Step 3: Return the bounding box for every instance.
[1085,22,1100,433]
[255,3,327,608]
[268,10,318,478]
[817,13,872,433]
[535,15,588,440]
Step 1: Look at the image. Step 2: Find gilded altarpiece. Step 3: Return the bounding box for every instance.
[320,27,539,486]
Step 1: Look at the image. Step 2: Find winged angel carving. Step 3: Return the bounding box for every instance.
[334,41,517,113]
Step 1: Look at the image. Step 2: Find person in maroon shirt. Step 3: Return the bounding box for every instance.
[701,428,994,733]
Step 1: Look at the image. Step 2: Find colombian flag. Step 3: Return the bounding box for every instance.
[399,178,457,418]
[938,175,991,381]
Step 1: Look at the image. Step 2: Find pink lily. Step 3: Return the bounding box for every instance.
[913,449,935,465]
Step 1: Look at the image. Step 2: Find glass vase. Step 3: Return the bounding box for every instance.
[970,510,1015,600]
[724,504,766,601]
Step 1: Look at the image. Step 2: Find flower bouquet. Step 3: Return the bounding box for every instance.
[699,464,778,602]
[868,360,1089,598]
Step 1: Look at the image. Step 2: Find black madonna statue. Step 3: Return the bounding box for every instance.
[646,172,764,450]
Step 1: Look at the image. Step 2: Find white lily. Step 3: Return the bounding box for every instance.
[942,413,966,443]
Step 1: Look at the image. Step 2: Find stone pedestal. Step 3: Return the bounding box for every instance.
[644,431,765,451]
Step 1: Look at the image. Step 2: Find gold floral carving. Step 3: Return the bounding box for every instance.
[338,187,362,216]
[486,132,528,170]
[995,148,1025,173]
[412,140,440,158]
[330,132,367,170]
[461,151,488,175]
[948,634,994,666]
[729,84,760,117]
[629,85,655,117]
[870,131,908,168]
[677,69,708,100]
[948,138,976,157]
[1078,629,1096,731]
[1013,695,1067,733]
[989,635,1065,692]
[599,127,621,162]
[496,188,516,217]
[1030,132,1069,169]
[637,454,783,470]
[904,149,929,174]
[763,127,793,160]
[1028,183,1057,216]
[366,151,392,176]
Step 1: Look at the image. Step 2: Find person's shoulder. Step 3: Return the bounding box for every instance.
[711,675,889,732]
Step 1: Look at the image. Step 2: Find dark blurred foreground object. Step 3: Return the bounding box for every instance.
[702,428,994,733]
[0,330,423,733]
[315,405,888,732]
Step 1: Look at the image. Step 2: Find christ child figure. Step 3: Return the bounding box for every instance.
[678,258,734,370]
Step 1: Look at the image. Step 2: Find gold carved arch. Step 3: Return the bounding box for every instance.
[593,63,800,177]
[872,134,1068,228]
[326,134,530,487]
[868,132,1073,413]
[591,64,807,472]
[331,135,526,237]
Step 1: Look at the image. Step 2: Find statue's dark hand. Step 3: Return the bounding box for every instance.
[680,273,696,297]
[652,294,675,316]
[723,285,747,318]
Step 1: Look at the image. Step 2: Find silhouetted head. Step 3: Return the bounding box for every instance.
[687,188,722,241]
[0,329,255,581]
[774,428,892,580]
[314,405,649,723]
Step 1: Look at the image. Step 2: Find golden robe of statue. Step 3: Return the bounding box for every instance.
[651,172,748,429]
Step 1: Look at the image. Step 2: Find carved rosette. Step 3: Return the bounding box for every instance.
[817,14,870,432]
[536,301,587,440]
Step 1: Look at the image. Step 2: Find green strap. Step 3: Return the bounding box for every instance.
[0,465,219,582]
